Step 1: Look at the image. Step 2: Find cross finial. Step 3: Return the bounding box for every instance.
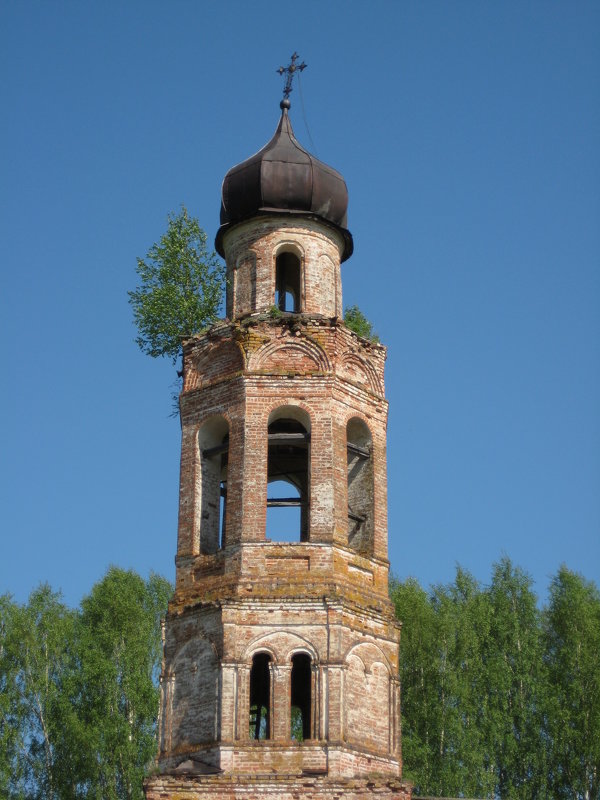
[277,52,307,108]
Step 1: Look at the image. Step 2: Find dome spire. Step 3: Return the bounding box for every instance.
[276,52,306,111]
[215,55,353,262]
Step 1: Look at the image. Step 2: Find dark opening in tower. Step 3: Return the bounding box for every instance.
[347,418,373,554]
[198,417,229,553]
[267,416,310,542]
[249,653,271,740]
[291,653,312,741]
[275,251,301,312]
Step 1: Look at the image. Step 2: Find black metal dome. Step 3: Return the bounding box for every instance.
[215,106,353,261]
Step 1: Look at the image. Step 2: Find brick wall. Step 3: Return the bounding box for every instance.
[221,217,344,319]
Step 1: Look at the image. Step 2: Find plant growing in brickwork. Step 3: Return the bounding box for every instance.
[343,305,379,343]
[129,207,225,364]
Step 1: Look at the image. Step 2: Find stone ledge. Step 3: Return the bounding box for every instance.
[144,773,413,799]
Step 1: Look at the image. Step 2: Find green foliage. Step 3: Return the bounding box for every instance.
[0,595,21,797]
[391,561,600,800]
[75,569,172,799]
[393,568,494,797]
[430,569,494,798]
[343,305,379,342]
[544,567,600,799]
[128,207,225,364]
[290,706,304,741]
[0,569,172,800]
[484,558,546,799]
[0,586,77,800]
[390,577,438,788]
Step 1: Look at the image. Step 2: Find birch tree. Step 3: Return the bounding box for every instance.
[544,567,600,800]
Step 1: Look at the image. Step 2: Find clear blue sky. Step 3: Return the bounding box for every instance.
[1,2,598,608]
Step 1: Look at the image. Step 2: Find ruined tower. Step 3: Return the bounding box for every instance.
[144,87,413,800]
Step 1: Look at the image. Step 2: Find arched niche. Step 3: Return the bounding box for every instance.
[290,652,312,741]
[198,416,229,554]
[346,417,374,555]
[249,651,272,740]
[170,637,219,748]
[344,642,390,753]
[230,250,257,319]
[266,406,311,543]
[275,247,302,312]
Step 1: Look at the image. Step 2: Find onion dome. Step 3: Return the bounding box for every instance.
[215,100,353,261]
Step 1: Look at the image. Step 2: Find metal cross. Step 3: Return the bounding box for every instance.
[277,52,307,100]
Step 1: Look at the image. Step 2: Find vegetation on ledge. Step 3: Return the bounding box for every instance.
[343,305,380,343]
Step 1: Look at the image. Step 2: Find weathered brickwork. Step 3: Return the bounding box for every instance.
[156,598,401,773]
[223,217,344,320]
[145,208,412,799]
[146,775,412,800]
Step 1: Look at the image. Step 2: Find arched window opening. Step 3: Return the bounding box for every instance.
[267,416,310,542]
[347,418,373,554]
[249,653,271,740]
[275,252,301,312]
[199,418,229,554]
[290,653,312,741]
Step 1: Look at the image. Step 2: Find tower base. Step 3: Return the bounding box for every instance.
[144,773,412,800]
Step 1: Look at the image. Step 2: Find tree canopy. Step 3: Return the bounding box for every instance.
[128,207,225,364]
[0,569,171,800]
[391,560,600,799]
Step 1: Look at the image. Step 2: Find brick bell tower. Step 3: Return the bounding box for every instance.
[145,73,412,800]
